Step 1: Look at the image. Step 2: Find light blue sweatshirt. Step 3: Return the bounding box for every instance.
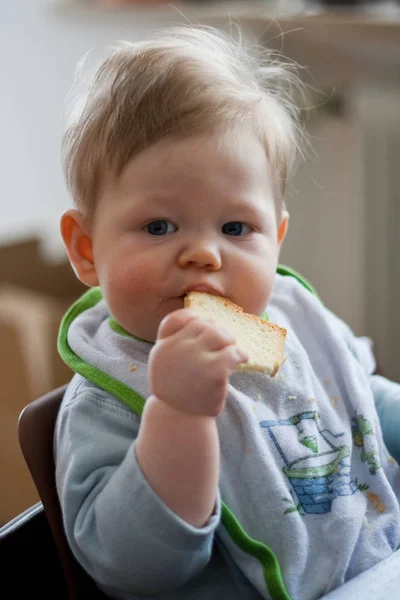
[55,272,400,600]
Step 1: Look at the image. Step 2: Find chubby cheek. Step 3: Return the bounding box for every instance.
[244,277,274,316]
[236,255,277,316]
[99,258,158,324]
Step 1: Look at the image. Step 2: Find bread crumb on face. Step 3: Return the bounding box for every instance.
[324,379,330,385]
[310,397,317,403]
[130,365,137,372]
[256,393,262,401]
[331,396,339,406]
[288,395,297,400]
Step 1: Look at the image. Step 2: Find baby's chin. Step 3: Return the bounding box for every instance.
[123,297,186,342]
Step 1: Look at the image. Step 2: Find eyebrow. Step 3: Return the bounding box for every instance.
[227,198,272,220]
[139,194,176,207]
[119,194,175,216]
[123,192,273,222]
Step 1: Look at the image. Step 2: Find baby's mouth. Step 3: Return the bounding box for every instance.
[182,284,222,297]
[158,286,223,304]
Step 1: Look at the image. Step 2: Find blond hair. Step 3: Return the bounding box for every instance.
[62,25,304,216]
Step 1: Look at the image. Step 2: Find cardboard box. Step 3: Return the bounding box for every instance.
[0,237,86,524]
[0,317,37,524]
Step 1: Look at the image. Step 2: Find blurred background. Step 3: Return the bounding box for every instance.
[1,0,399,523]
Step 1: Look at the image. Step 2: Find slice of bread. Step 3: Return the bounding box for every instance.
[184,292,287,376]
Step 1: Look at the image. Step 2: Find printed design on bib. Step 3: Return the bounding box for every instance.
[351,414,381,475]
[260,411,357,515]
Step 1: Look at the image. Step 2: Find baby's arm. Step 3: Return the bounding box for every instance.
[137,398,220,529]
[136,309,247,528]
[55,379,221,595]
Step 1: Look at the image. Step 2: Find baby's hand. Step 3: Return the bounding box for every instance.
[149,309,248,417]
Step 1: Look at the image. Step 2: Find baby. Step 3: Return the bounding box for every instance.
[55,26,400,600]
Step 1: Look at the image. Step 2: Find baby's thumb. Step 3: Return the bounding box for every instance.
[157,309,196,340]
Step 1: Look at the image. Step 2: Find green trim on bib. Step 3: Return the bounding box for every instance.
[58,288,146,415]
[221,504,291,600]
[277,264,319,299]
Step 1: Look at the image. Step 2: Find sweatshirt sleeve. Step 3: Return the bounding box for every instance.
[54,378,221,595]
[369,374,400,464]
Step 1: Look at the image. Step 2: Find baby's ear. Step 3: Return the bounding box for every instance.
[60,209,99,287]
[278,210,289,246]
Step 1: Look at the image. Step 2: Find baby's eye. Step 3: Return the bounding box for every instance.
[145,220,177,236]
[222,222,252,236]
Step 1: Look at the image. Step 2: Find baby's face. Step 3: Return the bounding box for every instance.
[90,128,285,342]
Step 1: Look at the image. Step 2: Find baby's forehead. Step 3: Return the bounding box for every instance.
[119,128,273,186]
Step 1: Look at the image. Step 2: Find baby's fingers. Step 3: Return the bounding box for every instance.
[218,344,249,372]
[197,322,236,351]
[157,309,197,340]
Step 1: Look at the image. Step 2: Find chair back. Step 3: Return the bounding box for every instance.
[18,384,105,599]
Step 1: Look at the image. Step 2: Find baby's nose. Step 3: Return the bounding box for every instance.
[178,241,222,270]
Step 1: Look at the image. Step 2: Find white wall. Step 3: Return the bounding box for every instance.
[280,110,366,335]
[0,0,186,258]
